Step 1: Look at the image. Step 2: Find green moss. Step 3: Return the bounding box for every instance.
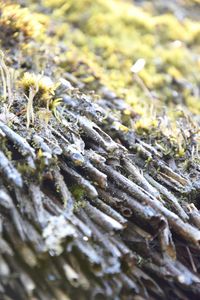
[39,0,200,115]
[0,0,199,159]
[70,185,85,201]
[185,96,200,115]
[70,184,86,212]
[0,2,47,48]
[18,72,58,106]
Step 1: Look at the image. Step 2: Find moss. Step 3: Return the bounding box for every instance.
[185,96,200,115]
[134,118,158,136]
[0,0,199,159]
[70,185,85,201]
[18,72,58,107]
[70,184,86,212]
[73,200,86,212]
[2,0,199,117]
[0,2,47,48]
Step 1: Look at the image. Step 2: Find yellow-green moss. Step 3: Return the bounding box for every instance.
[38,0,200,118]
[18,72,57,106]
[0,0,199,158]
[0,2,48,47]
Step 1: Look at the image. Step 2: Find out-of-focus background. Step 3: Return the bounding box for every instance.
[1,0,200,151]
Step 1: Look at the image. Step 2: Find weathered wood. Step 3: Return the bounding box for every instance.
[0,1,200,299]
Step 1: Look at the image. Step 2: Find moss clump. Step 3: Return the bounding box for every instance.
[0,2,47,48]
[70,185,86,201]
[134,118,158,136]
[18,72,58,106]
[16,72,62,127]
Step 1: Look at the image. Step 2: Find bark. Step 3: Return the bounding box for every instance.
[0,89,200,300]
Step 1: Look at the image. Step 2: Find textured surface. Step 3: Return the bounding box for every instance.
[0,87,200,299]
[0,1,200,299]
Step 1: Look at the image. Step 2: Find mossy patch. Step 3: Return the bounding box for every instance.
[0,2,47,48]
[0,0,199,160]
[40,0,200,116]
